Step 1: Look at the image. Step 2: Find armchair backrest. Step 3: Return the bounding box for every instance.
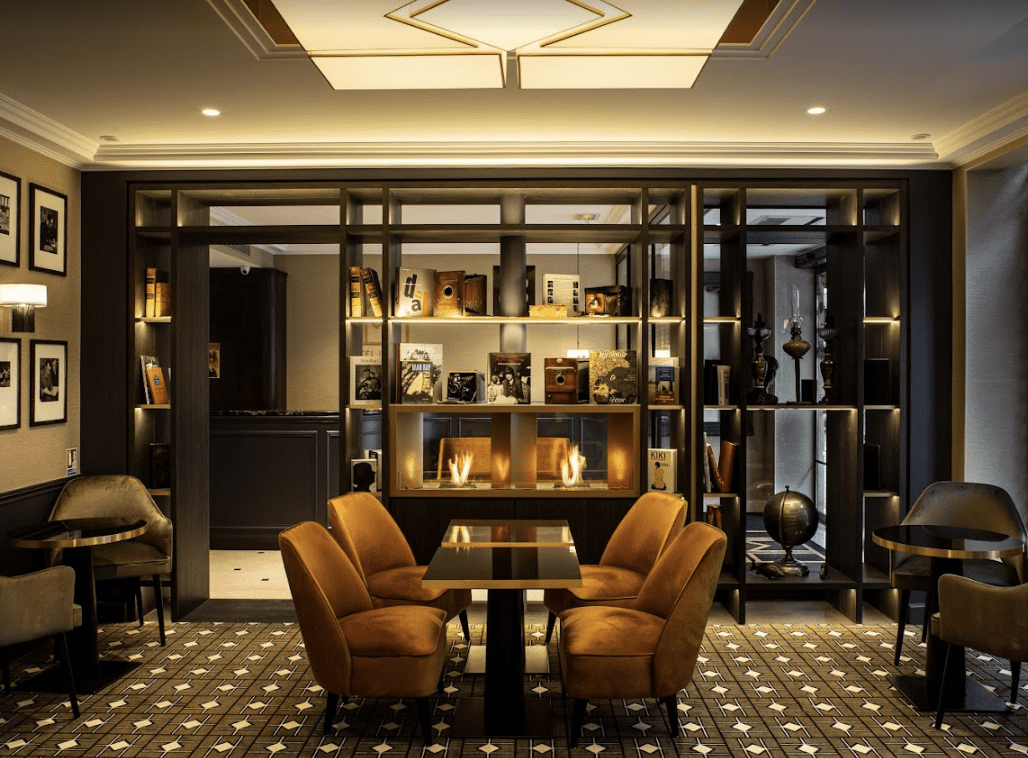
[634,522,727,696]
[0,566,77,647]
[904,481,1026,581]
[279,521,374,696]
[49,475,172,558]
[599,492,686,575]
[937,574,1028,663]
[327,493,416,577]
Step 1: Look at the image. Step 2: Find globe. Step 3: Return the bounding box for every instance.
[757,486,819,578]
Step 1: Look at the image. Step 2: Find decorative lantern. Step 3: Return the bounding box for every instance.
[756,486,819,578]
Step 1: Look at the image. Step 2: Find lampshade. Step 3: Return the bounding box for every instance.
[0,283,48,307]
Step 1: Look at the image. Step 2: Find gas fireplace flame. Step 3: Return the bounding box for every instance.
[561,445,587,486]
[449,452,473,485]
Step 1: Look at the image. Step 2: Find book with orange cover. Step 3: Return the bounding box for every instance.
[146,366,170,405]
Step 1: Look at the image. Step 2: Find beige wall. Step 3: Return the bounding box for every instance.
[0,136,80,492]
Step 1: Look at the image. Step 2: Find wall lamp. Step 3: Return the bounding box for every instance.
[0,283,48,332]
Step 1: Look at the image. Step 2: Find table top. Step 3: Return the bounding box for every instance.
[7,517,148,549]
[872,524,1024,560]
[424,519,582,589]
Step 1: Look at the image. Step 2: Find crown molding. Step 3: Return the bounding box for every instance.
[0,93,96,168]
[205,0,306,59]
[89,139,941,169]
[935,90,1028,168]
[712,0,817,59]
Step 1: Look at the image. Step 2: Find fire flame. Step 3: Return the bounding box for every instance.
[449,452,473,485]
[561,445,587,486]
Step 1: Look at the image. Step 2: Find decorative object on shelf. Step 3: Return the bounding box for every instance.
[649,278,673,317]
[487,351,531,404]
[584,285,631,316]
[397,342,443,403]
[0,283,47,332]
[350,458,379,493]
[756,486,819,579]
[29,338,67,426]
[349,355,383,405]
[542,272,580,312]
[746,313,778,405]
[445,371,482,403]
[589,349,638,404]
[462,273,487,316]
[433,270,465,317]
[647,448,676,493]
[863,358,890,405]
[0,171,21,266]
[0,337,20,429]
[395,266,434,316]
[149,442,171,490]
[529,303,567,318]
[782,318,811,404]
[28,184,67,276]
[819,562,829,580]
[818,311,838,404]
[544,357,580,404]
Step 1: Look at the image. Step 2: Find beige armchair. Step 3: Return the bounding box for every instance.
[890,482,1026,664]
[933,574,1027,729]
[279,521,447,741]
[0,566,81,718]
[559,522,726,746]
[327,493,472,641]
[543,492,687,644]
[50,475,173,646]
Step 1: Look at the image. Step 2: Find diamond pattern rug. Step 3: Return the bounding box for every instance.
[1,616,1026,757]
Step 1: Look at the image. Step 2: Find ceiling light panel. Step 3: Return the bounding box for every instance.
[519,54,709,89]
[311,53,505,90]
[415,0,600,50]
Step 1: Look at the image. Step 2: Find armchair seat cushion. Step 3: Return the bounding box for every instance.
[368,567,472,620]
[92,540,172,580]
[892,554,1020,590]
[544,566,645,616]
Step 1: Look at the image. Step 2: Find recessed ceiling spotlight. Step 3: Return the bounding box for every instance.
[807,106,826,115]
[202,108,221,117]
[910,133,931,141]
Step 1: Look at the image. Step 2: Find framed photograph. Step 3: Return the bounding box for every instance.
[29,184,67,276]
[0,338,20,430]
[30,339,67,426]
[0,171,20,267]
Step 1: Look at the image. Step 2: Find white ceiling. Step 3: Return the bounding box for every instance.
[1,0,1027,171]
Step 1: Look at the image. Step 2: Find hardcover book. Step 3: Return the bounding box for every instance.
[349,355,383,405]
[146,366,170,405]
[648,356,678,405]
[542,273,580,312]
[361,267,384,317]
[395,267,435,317]
[397,343,443,402]
[589,349,638,404]
[463,273,487,316]
[434,270,465,317]
[140,354,160,404]
[145,267,157,318]
[487,352,531,404]
[145,268,170,318]
[647,448,677,493]
[349,266,363,317]
[446,371,482,403]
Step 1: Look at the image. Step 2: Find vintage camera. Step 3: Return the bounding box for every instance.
[544,357,586,404]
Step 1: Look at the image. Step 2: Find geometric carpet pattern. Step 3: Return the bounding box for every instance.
[2,616,1026,757]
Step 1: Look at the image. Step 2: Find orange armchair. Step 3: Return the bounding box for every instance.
[543,492,686,643]
[279,521,448,741]
[559,522,726,746]
[327,493,471,641]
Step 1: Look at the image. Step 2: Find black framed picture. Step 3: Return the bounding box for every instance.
[0,171,20,267]
[29,184,67,275]
[0,337,20,430]
[30,338,67,426]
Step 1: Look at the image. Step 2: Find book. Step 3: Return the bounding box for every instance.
[146,365,170,405]
[350,355,383,405]
[542,273,580,312]
[395,267,434,317]
[140,354,160,404]
[716,364,731,406]
[487,352,531,404]
[707,438,738,493]
[446,371,482,403]
[155,274,171,317]
[650,278,673,317]
[648,356,678,405]
[349,266,364,317]
[361,267,384,317]
[397,343,443,402]
[463,273,487,316]
[588,349,638,404]
[145,267,157,317]
[351,458,379,493]
[647,448,677,493]
[434,270,465,317]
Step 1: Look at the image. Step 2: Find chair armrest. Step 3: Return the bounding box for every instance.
[0,565,77,646]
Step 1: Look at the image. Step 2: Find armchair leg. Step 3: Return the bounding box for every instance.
[415,697,432,743]
[660,695,679,737]
[134,580,144,628]
[458,609,471,642]
[934,640,955,730]
[151,575,167,646]
[545,611,557,645]
[324,692,339,735]
[894,590,910,665]
[55,632,79,718]
[1011,660,1021,704]
[921,586,934,643]
[569,698,587,748]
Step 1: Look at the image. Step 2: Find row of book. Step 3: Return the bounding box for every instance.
[350,346,681,406]
[645,437,739,498]
[145,267,171,318]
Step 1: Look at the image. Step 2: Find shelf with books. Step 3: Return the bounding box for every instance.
[389,316,640,325]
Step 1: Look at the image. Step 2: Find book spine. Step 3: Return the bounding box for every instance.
[145,267,157,318]
[349,266,363,317]
[155,280,171,318]
[362,267,384,317]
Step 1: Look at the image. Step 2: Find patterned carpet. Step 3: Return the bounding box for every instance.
[1,613,1026,757]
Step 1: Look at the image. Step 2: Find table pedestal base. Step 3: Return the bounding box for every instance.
[18,659,140,696]
[452,697,553,739]
[891,674,1013,715]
